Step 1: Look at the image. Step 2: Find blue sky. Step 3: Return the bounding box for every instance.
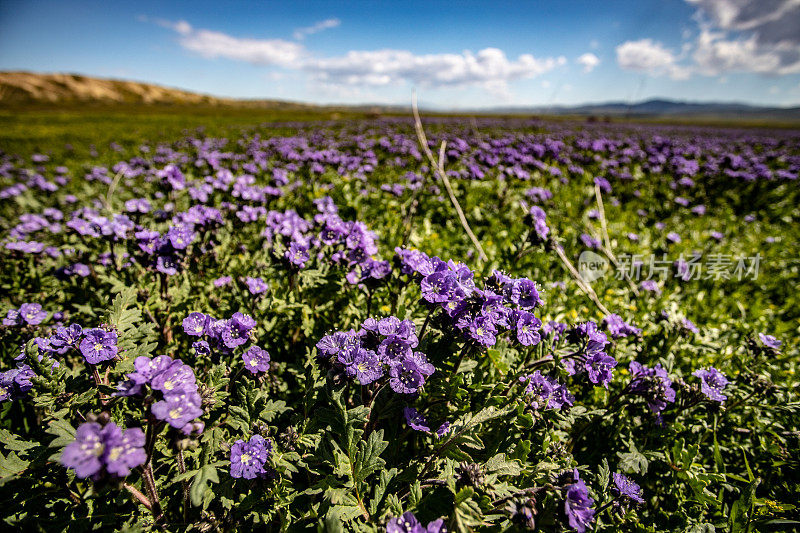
[1,0,799,108]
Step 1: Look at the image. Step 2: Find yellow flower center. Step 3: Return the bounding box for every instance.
[241,453,251,464]
[108,446,123,461]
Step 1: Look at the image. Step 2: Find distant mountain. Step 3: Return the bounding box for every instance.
[484,99,800,120]
[2,71,798,121]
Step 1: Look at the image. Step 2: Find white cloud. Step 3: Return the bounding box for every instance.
[692,26,800,75]
[304,47,565,88]
[169,20,304,67]
[615,39,691,79]
[613,1,800,80]
[686,0,800,75]
[156,20,566,95]
[292,18,340,40]
[577,53,600,73]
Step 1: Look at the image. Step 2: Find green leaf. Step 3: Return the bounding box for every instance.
[0,451,30,481]
[190,464,220,507]
[353,429,388,484]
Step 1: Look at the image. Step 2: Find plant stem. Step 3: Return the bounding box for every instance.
[123,482,152,511]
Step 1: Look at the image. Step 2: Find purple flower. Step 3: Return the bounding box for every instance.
[468,316,497,346]
[435,421,451,438]
[230,434,272,479]
[640,280,661,294]
[49,324,83,354]
[351,349,383,384]
[1,364,36,402]
[213,276,232,287]
[242,346,271,374]
[151,391,204,428]
[580,234,601,249]
[60,423,106,478]
[60,422,146,479]
[510,278,542,309]
[245,277,268,295]
[285,241,310,268]
[79,328,118,364]
[18,303,48,325]
[193,340,211,356]
[316,330,358,357]
[611,472,644,509]
[389,359,425,394]
[2,308,21,326]
[521,371,574,410]
[221,312,256,348]
[585,353,617,387]
[693,367,729,403]
[155,255,179,276]
[151,360,197,396]
[386,512,445,533]
[758,333,781,350]
[564,471,595,533]
[378,335,413,362]
[421,272,453,303]
[602,314,641,339]
[182,312,210,337]
[516,312,542,347]
[403,407,430,432]
[629,362,675,414]
[101,424,147,477]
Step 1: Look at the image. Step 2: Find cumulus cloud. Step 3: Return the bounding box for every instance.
[614,1,800,78]
[687,0,800,46]
[692,26,800,75]
[292,18,340,40]
[304,47,565,88]
[577,53,600,73]
[156,19,565,94]
[686,0,800,75]
[615,39,691,79]
[170,21,304,67]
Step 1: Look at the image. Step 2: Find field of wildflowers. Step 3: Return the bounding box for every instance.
[0,116,798,531]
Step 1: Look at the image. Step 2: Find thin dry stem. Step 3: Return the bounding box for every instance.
[412,91,488,262]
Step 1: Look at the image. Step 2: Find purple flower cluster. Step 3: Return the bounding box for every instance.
[693,367,729,403]
[60,421,146,479]
[316,316,434,394]
[182,311,257,352]
[230,434,272,479]
[519,371,574,410]
[564,322,617,388]
[116,355,204,433]
[27,322,117,366]
[3,303,48,326]
[397,249,543,348]
[386,512,446,533]
[629,361,676,415]
[261,198,391,285]
[0,364,35,402]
